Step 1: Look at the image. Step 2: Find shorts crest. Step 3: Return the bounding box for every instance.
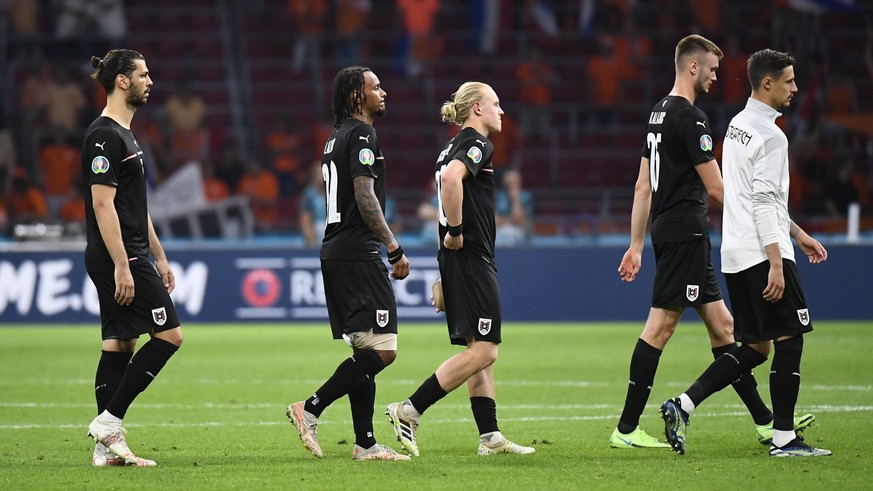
[686,284,699,302]
[797,308,810,326]
[151,307,167,326]
[477,318,492,335]
[376,309,389,328]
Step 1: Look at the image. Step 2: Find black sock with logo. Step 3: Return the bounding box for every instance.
[305,349,384,417]
[617,339,661,434]
[106,338,179,419]
[713,343,773,425]
[348,377,378,449]
[95,350,133,414]
[408,374,448,415]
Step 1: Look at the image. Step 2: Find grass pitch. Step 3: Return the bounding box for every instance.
[1,322,871,490]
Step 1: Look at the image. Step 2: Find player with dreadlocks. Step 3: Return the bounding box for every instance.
[285,66,411,461]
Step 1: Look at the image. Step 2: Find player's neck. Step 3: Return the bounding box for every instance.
[668,79,697,105]
[462,121,489,138]
[351,113,374,126]
[102,97,135,129]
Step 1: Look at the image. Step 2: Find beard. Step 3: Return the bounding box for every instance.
[126,84,148,109]
[374,107,386,118]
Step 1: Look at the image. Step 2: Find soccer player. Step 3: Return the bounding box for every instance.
[386,82,535,457]
[286,66,410,461]
[610,35,813,449]
[661,49,831,457]
[83,49,184,467]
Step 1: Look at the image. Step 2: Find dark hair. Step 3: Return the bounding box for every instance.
[747,49,795,90]
[90,49,145,94]
[675,34,724,69]
[331,66,370,128]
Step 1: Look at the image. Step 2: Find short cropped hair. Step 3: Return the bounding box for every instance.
[675,34,724,70]
[747,49,795,90]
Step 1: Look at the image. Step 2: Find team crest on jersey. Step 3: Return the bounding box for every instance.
[91,156,110,174]
[478,318,492,335]
[376,309,389,328]
[467,146,483,164]
[151,307,167,326]
[797,308,810,326]
[699,134,713,151]
[359,148,375,166]
[686,284,699,302]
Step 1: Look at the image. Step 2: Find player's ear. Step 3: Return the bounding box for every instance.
[116,73,128,90]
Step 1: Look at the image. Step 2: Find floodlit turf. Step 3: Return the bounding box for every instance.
[1,322,871,490]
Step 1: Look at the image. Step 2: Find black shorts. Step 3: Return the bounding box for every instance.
[88,261,181,340]
[652,240,722,309]
[438,249,502,346]
[725,259,814,343]
[321,259,397,339]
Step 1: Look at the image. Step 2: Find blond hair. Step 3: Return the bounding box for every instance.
[440,82,492,125]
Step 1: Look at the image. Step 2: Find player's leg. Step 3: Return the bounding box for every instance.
[698,299,774,426]
[767,261,828,456]
[88,265,181,466]
[467,364,535,455]
[611,307,678,448]
[92,337,135,466]
[348,365,409,461]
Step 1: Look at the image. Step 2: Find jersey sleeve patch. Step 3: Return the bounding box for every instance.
[359,148,375,166]
[91,156,111,174]
[699,134,713,151]
[466,146,483,164]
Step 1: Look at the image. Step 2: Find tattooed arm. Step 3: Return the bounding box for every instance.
[353,176,409,279]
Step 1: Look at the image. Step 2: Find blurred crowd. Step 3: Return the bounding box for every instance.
[1,0,871,242]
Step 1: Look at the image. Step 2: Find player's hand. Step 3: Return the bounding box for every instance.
[155,257,176,293]
[796,233,828,264]
[762,266,784,303]
[618,248,642,282]
[390,255,409,280]
[443,234,463,250]
[114,267,135,305]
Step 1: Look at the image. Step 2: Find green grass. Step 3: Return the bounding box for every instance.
[1,322,871,490]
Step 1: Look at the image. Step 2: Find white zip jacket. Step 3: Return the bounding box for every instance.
[721,97,795,273]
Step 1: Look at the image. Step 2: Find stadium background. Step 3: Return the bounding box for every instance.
[1,0,871,323]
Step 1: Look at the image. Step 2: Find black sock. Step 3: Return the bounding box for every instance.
[685,345,767,406]
[617,339,661,434]
[348,377,377,449]
[106,338,179,419]
[712,343,773,425]
[470,397,499,435]
[408,374,448,415]
[771,337,803,431]
[305,349,384,417]
[95,351,133,414]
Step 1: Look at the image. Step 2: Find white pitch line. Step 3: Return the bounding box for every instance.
[3,378,870,391]
[2,406,872,430]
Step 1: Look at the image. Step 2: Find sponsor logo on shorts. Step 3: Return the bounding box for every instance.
[376,309,389,328]
[686,284,699,302]
[151,307,167,326]
[359,148,375,166]
[467,146,483,164]
[699,134,713,152]
[91,156,110,174]
[478,318,492,335]
[797,308,810,326]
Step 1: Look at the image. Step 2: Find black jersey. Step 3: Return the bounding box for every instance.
[435,127,496,261]
[82,116,150,272]
[320,118,387,260]
[640,95,715,243]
